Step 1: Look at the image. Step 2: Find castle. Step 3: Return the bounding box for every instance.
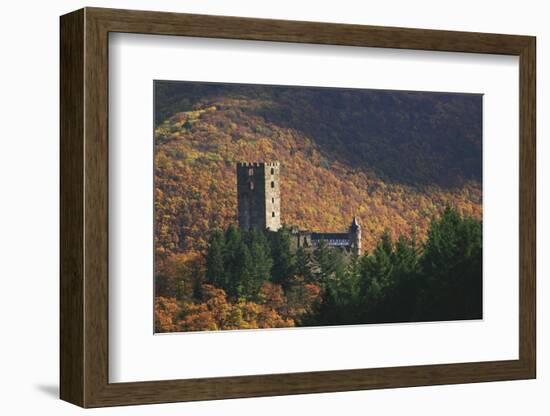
[236,162,362,256]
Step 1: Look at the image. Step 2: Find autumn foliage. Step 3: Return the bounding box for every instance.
[153,82,483,332]
[155,283,302,332]
[154,84,481,258]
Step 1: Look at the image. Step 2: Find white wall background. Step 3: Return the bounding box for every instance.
[0,0,545,414]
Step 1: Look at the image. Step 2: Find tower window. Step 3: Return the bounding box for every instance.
[271,167,274,175]
[248,168,254,176]
[271,181,275,188]
[250,182,254,190]
[272,212,275,217]
[272,197,275,204]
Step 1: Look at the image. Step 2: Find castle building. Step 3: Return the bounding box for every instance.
[236,161,362,256]
[236,162,281,232]
[290,217,362,256]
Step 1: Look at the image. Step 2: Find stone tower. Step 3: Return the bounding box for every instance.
[236,162,281,232]
[349,217,362,256]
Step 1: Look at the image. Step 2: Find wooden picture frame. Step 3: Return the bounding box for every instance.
[60,7,536,408]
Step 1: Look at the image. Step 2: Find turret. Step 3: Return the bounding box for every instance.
[348,216,362,256]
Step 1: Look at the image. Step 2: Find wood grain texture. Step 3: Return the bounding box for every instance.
[83,10,110,406]
[518,38,536,375]
[89,7,532,54]
[59,7,537,408]
[59,8,84,407]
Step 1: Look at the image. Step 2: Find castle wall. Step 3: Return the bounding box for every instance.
[236,162,281,232]
[264,162,281,231]
[290,229,361,256]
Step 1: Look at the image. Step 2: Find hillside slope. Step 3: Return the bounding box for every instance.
[154,82,482,257]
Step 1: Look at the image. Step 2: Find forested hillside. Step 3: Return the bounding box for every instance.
[154,82,482,257]
[153,82,483,332]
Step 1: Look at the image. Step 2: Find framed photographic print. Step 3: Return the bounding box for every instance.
[60,7,536,408]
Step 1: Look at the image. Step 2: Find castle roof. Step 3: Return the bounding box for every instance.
[311,233,350,247]
[311,232,350,241]
[349,216,361,231]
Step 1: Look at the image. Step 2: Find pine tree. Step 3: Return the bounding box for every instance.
[233,242,253,299]
[312,239,332,284]
[248,231,272,280]
[415,206,482,321]
[205,229,226,291]
[358,230,394,322]
[269,227,295,288]
[294,247,313,281]
[223,224,243,299]
[377,234,421,322]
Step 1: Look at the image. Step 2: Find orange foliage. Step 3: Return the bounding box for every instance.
[156,285,295,333]
[154,297,180,332]
[154,99,482,259]
[285,276,322,318]
[258,282,286,311]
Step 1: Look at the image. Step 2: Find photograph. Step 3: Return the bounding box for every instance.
[153,81,483,333]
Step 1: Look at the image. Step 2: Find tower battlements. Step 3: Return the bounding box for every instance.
[237,161,280,168]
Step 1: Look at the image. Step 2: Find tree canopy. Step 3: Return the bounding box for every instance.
[155,207,482,332]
